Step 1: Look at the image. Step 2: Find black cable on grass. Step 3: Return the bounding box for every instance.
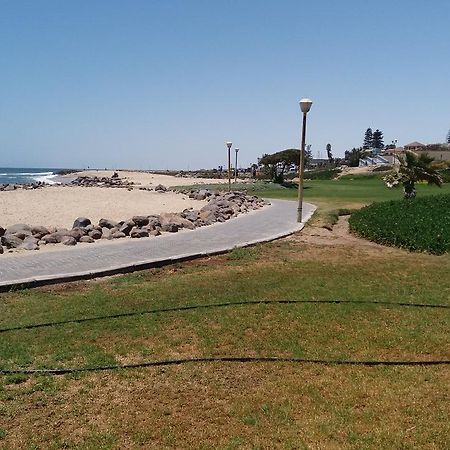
[1,356,449,376]
[1,299,449,334]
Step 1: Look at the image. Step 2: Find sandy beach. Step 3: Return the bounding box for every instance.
[0,172,221,229]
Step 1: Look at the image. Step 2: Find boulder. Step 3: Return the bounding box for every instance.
[101,227,113,239]
[0,226,5,237]
[130,227,149,238]
[41,233,59,244]
[79,235,95,243]
[6,223,31,234]
[18,241,39,251]
[73,217,91,228]
[88,229,102,240]
[99,218,119,229]
[119,220,135,236]
[154,184,167,192]
[161,223,179,233]
[132,216,149,227]
[0,245,3,254]
[69,228,85,241]
[160,213,195,230]
[149,229,161,237]
[31,225,50,239]
[61,236,77,246]
[10,229,32,240]
[1,234,24,248]
[112,231,126,239]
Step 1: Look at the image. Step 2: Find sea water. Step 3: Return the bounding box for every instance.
[0,168,61,185]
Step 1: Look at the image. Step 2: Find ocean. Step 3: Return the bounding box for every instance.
[0,168,62,185]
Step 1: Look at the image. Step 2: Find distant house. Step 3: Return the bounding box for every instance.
[404,141,426,152]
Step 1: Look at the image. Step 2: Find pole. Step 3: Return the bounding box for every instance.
[227,146,231,191]
[297,112,307,222]
[235,150,238,183]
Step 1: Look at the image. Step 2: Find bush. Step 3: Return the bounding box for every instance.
[349,194,450,254]
[304,168,341,180]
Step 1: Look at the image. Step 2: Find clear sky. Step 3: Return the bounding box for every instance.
[1,0,449,169]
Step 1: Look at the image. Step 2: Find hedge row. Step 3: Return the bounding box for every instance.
[348,194,450,254]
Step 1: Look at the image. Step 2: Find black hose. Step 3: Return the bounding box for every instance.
[1,356,449,376]
[1,299,448,334]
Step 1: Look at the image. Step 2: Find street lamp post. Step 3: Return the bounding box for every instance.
[234,148,239,183]
[297,98,313,223]
[226,141,232,191]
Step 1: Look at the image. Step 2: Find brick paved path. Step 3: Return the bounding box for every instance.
[0,200,315,289]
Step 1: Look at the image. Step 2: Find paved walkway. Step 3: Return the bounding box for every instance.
[0,200,315,290]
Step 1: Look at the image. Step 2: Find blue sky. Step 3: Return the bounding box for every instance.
[1,0,449,169]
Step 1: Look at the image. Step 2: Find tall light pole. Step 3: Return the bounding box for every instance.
[234,148,239,183]
[226,141,232,191]
[297,98,313,223]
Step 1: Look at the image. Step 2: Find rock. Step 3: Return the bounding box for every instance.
[119,220,135,236]
[149,229,161,237]
[1,234,24,248]
[132,216,149,227]
[99,218,119,229]
[161,223,179,233]
[61,236,77,246]
[88,229,102,240]
[101,227,113,239]
[79,235,95,243]
[112,231,126,239]
[10,229,32,240]
[23,236,39,245]
[18,241,39,251]
[160,213,195,230]
[6,223,32,234]
[31,225,50,239]
[73,217,91,228]
[130,227,149,238]
[0,245,3,254]
[0,227,5,237]
[154,184,167,192]
[41,233,59,244]
[69,228,85,241]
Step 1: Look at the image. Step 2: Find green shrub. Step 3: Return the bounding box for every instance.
[304,168,341,180]
[349,194,450,254]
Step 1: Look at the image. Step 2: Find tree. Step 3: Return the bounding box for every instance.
[372,129,384,149]
[305,145,313,169]
[447,129,450,144]
[363,128,373,149]
[345,147,364,167]
[326,143,333,161]
[383,151,442,199]
[259,149,300,183]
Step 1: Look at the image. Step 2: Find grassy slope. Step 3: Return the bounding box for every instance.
[0,178,449,449]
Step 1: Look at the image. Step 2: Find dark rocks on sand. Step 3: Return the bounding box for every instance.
[130,227,149,238]
[6,223,32,234]
[1,234,23,249]
[154,184,168,192]
[99,218,119,229]
[80,235,95,243]
[89,230,102,240]
[0,226,5,237]
[19,241,40,251]
[131,216,149,227]
[73,217,91,228]
[61,236,77,246]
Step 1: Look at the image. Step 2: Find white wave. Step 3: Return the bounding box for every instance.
[17,171,54,176]
[32,174,58,184]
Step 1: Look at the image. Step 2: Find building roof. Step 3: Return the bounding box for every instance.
[404,141,425,147]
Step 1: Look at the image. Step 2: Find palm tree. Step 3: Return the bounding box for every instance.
[384,151,442,199]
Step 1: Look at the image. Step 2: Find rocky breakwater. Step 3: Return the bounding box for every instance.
[0,190,269,254]
[71,174,134,188]
[0,181,48,191]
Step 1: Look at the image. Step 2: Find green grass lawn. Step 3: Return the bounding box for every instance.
[1,177,449,449]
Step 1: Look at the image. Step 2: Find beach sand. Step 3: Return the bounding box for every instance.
[1,185,207,229]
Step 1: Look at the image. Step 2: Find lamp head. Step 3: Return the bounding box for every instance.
[226,141,232,149]
[299,98,313,114]
[235,148,239,152]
